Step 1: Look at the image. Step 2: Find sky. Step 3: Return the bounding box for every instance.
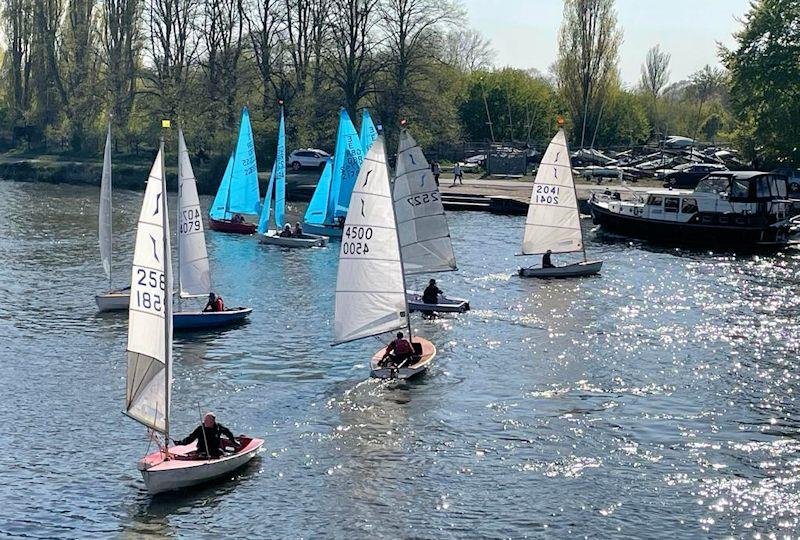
[462,0,752,85]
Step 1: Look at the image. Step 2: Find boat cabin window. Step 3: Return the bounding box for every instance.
[681,198,698,213]
[730,178,750,200]
[769,175,788,198]
[664,197,680,213]
[756,176,771,199]
[696,176,729,196]
[647,195,663,206]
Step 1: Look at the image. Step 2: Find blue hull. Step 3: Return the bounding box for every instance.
[173,308,252,331]
[302,222,343,238]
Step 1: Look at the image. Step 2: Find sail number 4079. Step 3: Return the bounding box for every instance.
[535,184,560,205]
[180,208,202,234]
[134,268,165,313]
[343,226,373,255]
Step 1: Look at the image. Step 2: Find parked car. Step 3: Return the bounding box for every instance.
[288,148,330,171]
[772,168,800,194]
[663,163,728,189]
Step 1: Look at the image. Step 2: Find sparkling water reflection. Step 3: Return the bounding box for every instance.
[0,181,798,538]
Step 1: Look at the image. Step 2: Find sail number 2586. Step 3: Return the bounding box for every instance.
[535,185,560,205]
[134,268,165,314]
[342,226,373,256]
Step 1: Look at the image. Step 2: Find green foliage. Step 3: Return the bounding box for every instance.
[722,0,800,167]
[591,89,649,147]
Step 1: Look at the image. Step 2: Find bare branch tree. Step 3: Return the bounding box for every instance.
[2,0,34,127]
[101,0,143,134]
[440,28,494,73]
[243,0,283,112]
[202,0,245,128]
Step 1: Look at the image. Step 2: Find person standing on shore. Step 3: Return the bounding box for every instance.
[432,161,441,186]
[452,162,463,186]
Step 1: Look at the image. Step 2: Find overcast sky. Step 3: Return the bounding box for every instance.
[462,0,751,85]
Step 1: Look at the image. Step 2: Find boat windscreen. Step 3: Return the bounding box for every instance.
[695,176,729,196]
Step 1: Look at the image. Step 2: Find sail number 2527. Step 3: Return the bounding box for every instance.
[535,184,560,205]
[342,225,373,255]
[134,268,165,314]
[406,192,439,207]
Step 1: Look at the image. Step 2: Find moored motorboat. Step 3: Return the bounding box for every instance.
[519,260,603,278]
[259,231,328,248]
[588,171,795,249]
[369,337,436,379]
[138,436,264,495]
[406,292,469,313]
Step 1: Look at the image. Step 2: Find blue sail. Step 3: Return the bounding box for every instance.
[359,109,378,154]
[274,108,286,229]
[210,154,234,220]
[257,161,276,233]
[304,158,332,225]
[329,109,364,220]
[227,107,261,216]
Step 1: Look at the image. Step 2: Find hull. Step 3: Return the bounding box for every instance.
[589,201,790,248]
[173,307,252,330]
[208,218,257,235]
[407,292,470,313]
[370,337,436,380]
[259,231,328,248]
[519,260,603,278]
[302,222,343,238]
[96,290,130,312]
[139,436,264,495]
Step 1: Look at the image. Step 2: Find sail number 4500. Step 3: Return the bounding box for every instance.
[343,226,373,255]
[134,268,165,313]
[535,184,560,205]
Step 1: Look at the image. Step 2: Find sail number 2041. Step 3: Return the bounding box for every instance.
[535,184,560,205]
[342,225,373,255]
[134,268,165,314]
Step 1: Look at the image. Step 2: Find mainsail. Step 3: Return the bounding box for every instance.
[178,127,211,297]
[126,145,172,435]
[359,109,378,154]
[258,107,286,233]
[521,128,583,255]
[210,107,261,220]
[329,109,364,221]
[304,158,332,225]
[334,136,408,345]
[393,129,457,274]
[99,123,113,283]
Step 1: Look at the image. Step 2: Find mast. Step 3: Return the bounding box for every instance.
[108,121,113,290]
[176,126,182,299]
[159,135,171,449]
[387,133,413,341]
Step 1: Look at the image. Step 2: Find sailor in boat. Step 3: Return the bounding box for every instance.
[379,332,416,368]
[279,224,293,237]
[231,213,245,224]
[202,292,224,312]
[292,222,303,237]
[174,412,238,459]
[542,249,555,269]
[422,279,442,305]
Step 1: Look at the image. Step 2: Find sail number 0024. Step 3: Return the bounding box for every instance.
[180,208,202,234]
[134,268,165,313]
[535,184,560,205]
[343,226,373,255]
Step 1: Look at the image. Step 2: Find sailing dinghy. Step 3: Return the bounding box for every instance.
[259,106,327,248]
[303,109,364,237]
[359,108,378,154]
[333,135,436,379]
[209,107,261,234]
[125,138,263,495]
[95,123,131,312]
[173,127,252,331]
[393,128,470,313]
[518,119,603,278]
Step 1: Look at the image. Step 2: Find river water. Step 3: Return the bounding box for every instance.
[0,180,799,538]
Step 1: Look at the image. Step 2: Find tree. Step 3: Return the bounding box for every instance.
[202,0,245,129]
[721,0,800,166]
[3,0,34,128]
[29,0,64,132]
[101,0,143,137]
[441,28,494,73]
[688,64,725,139]
[244,0,282,113]
[639,44,670,137]
[555,0,622,148]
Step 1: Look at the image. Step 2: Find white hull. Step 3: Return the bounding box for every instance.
[96,291,130,312]
[406,291,470,313]
[259,230,328,248]
[139,438,264,495]
[519,260,603,278]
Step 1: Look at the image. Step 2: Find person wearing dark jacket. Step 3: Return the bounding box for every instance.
[422,279,442,304]
[175,412,237,458]
[542,250,555,268]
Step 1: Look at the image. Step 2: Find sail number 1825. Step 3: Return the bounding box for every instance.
[343,226,373,256]
[134,268,165,314]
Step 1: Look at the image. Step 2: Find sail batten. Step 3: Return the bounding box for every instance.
[393,129,457,275]
[178,128,211,297]
[99,123,112,283]
[521,128,583,256]
[334,136,408,345]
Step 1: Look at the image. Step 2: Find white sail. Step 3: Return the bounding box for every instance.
[334,136,408,344]
[99,123,112,282]
[521,128,583,255]
[177,128,211,297]
[393,129,456,274]
[126,147,172,434]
